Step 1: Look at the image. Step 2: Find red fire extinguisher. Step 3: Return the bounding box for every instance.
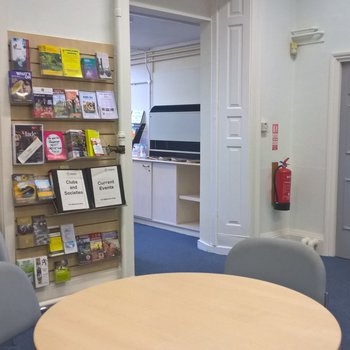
[273,157,291,211]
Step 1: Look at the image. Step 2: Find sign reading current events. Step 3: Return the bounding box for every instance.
[90,166,123,207]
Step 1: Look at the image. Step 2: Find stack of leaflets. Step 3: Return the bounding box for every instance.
[101,231,120,257]
[61,48,82,78]
[32,87,54,118]
[9,37,30,71]
[64,129,87,159]
[38,45,63,76]
[34,256,49,288]
[96,90,118,119]
[32,215,49,246]
[76,235,92,264]
[53,89,68,118]
[8,70,33,105]
[12,174,36,205]
[79,91,99,119]
[96,52,112,79]
[65,89,82,118]
[12,123,44,165]
[81,58,98,79]
[60,223,78,254]
[16,216,34,248]
[16,258,35,285]
[48,226,64,257]
[54,259,71,284]
[34,175,55,200]
[90,233,105,262]
[44,131,67,161]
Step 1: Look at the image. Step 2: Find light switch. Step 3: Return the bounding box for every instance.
[261,121,268,133]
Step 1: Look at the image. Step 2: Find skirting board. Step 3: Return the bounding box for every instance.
[197,229,326,256]
[197,239,231,255]
[134,218,199,238]
[261,229,325,255]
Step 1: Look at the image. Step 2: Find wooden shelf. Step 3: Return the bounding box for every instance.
[179,194,200,202]
[32,73,114,84]
[47,205,122,217]
[27,118,117,122]
[14,200,52,208]
[177,221,200,231]
[12,156,116,167]
[65,155,116,162]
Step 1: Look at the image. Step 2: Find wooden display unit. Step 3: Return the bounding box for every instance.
[9,31,122,301]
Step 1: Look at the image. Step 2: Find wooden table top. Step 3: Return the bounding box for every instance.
[34,273,341,350]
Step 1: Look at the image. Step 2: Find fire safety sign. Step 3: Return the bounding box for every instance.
[272,123,279,150]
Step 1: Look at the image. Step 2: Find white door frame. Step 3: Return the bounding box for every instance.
[324,52,350,256]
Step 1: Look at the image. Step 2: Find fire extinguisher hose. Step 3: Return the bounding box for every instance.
[273,165,283,203]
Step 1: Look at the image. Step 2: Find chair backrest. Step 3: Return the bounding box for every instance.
[224,238,327,304]
[0,232,10,261]
[0,262,41,344]
[0,233,10,262]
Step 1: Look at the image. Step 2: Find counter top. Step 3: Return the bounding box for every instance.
[132,157,200,166]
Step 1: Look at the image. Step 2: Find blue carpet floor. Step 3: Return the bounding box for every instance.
[135,223,226,275]
[135,223,350,349]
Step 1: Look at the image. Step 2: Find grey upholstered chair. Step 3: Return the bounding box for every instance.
[0,233,10,262]
[224,237,327,305]
[0,262,41,346]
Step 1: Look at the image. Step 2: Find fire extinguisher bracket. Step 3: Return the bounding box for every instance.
[273,202,290,211]
[272,158,291,211]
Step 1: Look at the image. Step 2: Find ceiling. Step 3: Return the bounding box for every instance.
[130,13,200,53]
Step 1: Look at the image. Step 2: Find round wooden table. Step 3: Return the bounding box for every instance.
[34,273,341,350]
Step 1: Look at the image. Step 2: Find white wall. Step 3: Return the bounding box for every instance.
[131,54,200,148]
[257,0,350,253]
[130,0,212,19]
[153,56,200,105]
[7,0,114,43]
[131,64,151,112]
[290,0,350,242]
[257,0,296,235]
[131,55,200,108]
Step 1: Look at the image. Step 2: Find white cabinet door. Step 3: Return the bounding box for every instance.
[152,162,177,224]
[133,161,152,219]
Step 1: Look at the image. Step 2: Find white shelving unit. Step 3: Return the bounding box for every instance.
[133,158,200,236]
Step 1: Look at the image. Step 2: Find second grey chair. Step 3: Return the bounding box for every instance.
[0,261,41,346]
[224,237,327,305]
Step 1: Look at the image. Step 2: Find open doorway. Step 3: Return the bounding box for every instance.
[129,7,204,238]
[129,10,201,152]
